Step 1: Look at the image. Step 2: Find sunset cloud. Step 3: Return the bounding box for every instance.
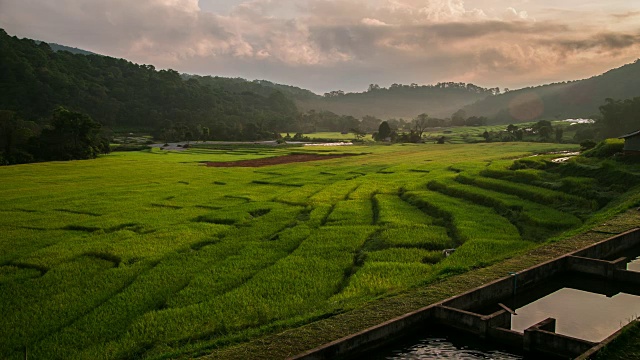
[0,0,638,93]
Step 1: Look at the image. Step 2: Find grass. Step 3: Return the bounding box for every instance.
[2,141,639,360]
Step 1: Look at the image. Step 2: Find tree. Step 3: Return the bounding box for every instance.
[367,84,381,92]
[533,120,553,141]
[598,97,640,138]
[413,114,429,138]
[33,107,108,161]
[375,121,392,141]
[555,127,564,143]
[0,111,38,164]
[350,127,366,140]
[515,129,524,141]
[200,126,210,142]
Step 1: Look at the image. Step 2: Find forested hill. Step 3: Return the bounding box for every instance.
[0,29,298,139]
[183,76,319,102]
[295,83,498,120]
[460,60,640,124]
[35,41,96,56]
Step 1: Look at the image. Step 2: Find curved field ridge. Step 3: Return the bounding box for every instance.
[204,153,358,167]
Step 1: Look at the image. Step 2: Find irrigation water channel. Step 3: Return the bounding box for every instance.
[482,273,640,342]
[356,327,525,360]
[357,273,640,359]
[356,258,640,359]
[292,230,640,360]
[358,326,523,359]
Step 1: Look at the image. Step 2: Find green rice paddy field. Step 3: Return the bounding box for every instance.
[2,142,640,360]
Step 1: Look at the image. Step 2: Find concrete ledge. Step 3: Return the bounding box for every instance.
[572,228,640,259]
[488,327,523,346]
[524,318,596,358]
[443,255,567,310]
[433,305,510,337]
[287,305,436,360]
[488,327,523,345]
[567,255,627,278]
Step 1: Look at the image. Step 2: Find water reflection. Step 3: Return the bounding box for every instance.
[513,288,640,342]
[359,328,522,360]
[626,255,640,272]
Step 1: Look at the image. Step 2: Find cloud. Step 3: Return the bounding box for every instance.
[611,10,640,19]
[361,18,389,27]
[0,0,639,93]
[540,32,640,52]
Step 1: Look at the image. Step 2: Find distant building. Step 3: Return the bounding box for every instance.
[619,130,640,155]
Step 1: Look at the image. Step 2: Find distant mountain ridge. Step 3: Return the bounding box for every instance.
[8,30,640,127]
[461,60,640,124]
[34,40,96,56]
[294,83,498,120]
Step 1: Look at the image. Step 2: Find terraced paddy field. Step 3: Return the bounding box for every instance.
[1,142,640,360]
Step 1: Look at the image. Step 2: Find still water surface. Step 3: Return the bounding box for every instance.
[358,328,522,359]
[512,287,640,342]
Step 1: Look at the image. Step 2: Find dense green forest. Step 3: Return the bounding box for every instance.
[461,60,640,124]
[0,29,299,141]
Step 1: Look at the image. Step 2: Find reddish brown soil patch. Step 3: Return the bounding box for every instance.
[205,154,357,167]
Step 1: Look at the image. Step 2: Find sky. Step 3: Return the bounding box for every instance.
[1,0,639,94]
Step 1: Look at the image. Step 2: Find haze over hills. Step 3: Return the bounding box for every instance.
[184,77,496,120]
[35,41,96,56]
[3,28,640,134]
[188,60,640,124]
[294,83,498,120]
[461,60,640,124]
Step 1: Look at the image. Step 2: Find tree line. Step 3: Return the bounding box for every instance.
[0,107,110,165]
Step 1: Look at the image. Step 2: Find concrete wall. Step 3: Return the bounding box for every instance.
[288,306,436,360]
[488,327,523,346]
[525,327,596,358]
[444,255,567,311]
[432,306,510,337]
[614,269,640,284]
[567,255,627,278]
[434,306,487,335]
[573,228,640,259]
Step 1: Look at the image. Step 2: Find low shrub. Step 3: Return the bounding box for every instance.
[582,138,624,158]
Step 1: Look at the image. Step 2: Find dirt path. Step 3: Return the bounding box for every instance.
[204,154,357,167]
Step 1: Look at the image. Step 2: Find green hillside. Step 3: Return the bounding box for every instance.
[461,60,640,124]
[0,29,297,138]
[44,42,96,56]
